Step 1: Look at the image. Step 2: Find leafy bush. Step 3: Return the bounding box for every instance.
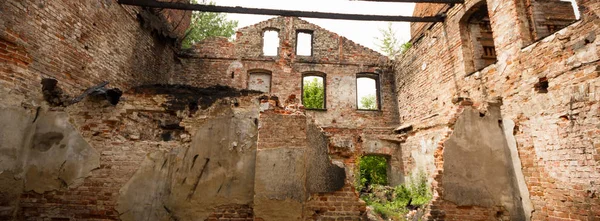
[357,155,388,191]
[359,170,432,220]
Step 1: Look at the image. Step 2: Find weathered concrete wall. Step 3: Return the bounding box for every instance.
[254,111,351,220]
[2,85,262,220]
[117,102,259,221]
[442,105,524,220]
[396,0,600,219]
[0,93,100,220]
[306,121,346,193]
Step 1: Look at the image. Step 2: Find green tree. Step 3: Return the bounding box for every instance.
[302,77,324,109]
[358,155,388,190]
[375,23,411,58]
[359,94,377,110]
[181,0,238,49]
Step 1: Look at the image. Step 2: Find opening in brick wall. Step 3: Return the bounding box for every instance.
[357,155,389,190]
[302,73,326,110]
[262,29,279,56]
[357,154,432,220]
[522,0,580,41]
[248,71,272,93]
[534,77,549,93]
[296,30,313,56]
[459,2,497,74]
[356,73,380,110]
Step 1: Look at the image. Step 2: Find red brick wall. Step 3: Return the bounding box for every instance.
[0,0,186,98]
[172,17,399,129]
[396,0,600,220]
[206,204,254,221]
[304,184,367,221]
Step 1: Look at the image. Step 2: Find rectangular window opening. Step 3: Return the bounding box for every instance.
[302,75,325,109]
[296,31,313,56]
[529,0,580,41]
[357,74,380,111]
[263,30,279,56]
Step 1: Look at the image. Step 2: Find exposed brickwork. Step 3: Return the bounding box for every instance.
[206,204,254,221]
[0,0,188,98]
[2,0,598,220]
[397,0,600,220]
[258,113,307,149]
[171,16,399,129]
[304,184,367,221]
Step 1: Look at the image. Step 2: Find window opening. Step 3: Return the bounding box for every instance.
[263,30,279,56]
[302,75,325,109]
[528,0,579,41]
[357,155,389,191]
[357,74,380,110]
[296,31,313,56]
[460,3,497,74]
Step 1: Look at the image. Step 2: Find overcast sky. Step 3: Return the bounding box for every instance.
[212,0,415,53]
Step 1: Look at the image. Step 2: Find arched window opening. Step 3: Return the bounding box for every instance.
[248,71,272,93]
[357,73,380,110]
[302,74,325,110]
[263,30,279,56]
[296,30,313,56]
[460,3,497,74]
[526,0,579,41]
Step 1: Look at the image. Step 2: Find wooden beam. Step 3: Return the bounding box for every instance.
[358,0,463,3]
[118,0,445,22]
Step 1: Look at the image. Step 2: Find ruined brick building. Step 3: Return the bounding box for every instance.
[0,0,598,220]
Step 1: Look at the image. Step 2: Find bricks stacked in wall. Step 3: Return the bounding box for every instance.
[0,1,184,98]
[171,16,399,129]
[396,0,600,220]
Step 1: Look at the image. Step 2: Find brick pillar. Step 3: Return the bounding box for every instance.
[253,112,308,221]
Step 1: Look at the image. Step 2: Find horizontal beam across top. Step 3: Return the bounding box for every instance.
[358,0,464,3]
[117,0,445,23]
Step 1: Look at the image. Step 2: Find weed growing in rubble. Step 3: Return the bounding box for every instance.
[358,169,432,220]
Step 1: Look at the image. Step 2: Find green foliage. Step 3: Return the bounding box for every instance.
[359,94,377,110]
[375,23,411,59]
[302,77,325,109]
[396,171,432,207]
[181,0,238,49]
[401,42,412,54]
[375,23,401,58]
[370,200,408,220]
[357,155,388,191]
[359,170,432,220]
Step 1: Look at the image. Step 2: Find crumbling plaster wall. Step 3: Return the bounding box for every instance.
[7,85,266,220]
[254,111,361,220]
[442,105,524,220]
[395,0,599,220]
[117,96,260,221]
[0,91,100,220]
